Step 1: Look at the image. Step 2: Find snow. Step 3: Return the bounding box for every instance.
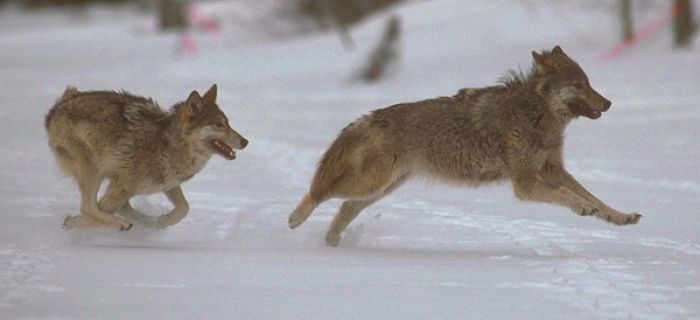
[1,1,699,319]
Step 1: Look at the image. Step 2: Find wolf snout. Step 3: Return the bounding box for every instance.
[239,138,249,149]
[591,90,612,112]
[600,98,612,111]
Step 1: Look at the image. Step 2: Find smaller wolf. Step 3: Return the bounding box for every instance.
[289,46,642,246]
[46,84,248,230]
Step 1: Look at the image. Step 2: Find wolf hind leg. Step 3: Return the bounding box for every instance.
[49,144,94,230]
[49,144,78,177]
[64,182,133,231]
[325,200,374,246]
[326,174,409,246]
[65,181,132,230]
[63,143,132,231]
[63,214,102,230]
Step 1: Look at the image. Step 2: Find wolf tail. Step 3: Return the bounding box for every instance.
[288,193,317,229]
[289,121,362,229]
[57,86,80,103]
[45,86,80,130]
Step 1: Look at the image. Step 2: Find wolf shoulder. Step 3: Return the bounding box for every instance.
[46,89,166,129]
[362,86,508,130]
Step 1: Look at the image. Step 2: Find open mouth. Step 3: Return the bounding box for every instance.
[211,140,236,160]
[569,102,603,120]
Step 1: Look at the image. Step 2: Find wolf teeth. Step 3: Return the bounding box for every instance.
[211,140,236,159]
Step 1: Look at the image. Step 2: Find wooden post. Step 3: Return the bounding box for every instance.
[159,0,188,31]
[360,16,401,83]
[673,0,696,47]
[621,0,633,42]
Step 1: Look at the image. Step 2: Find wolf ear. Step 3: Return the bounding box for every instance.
[552,45,564,55]
[202,84,217,104]
[532,50,557,74]
[186,90,203,111]
[532,51,549,66]
[180,90,202,124]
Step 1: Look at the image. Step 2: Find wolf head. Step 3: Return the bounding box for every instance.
[176,84,248,160]
[532,45,611,120]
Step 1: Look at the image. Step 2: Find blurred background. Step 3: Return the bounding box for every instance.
[0,0,697,115]
[0,0,696,84]
[0,0,696,96]
[1,1,699,319]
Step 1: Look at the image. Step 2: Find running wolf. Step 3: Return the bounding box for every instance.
[289,46,641,246]
[46,84,248,230]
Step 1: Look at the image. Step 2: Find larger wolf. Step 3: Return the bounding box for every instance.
[289,46,641,246]
[46,84,248,231]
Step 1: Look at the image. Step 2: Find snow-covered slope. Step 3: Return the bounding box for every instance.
[1,1,698,319]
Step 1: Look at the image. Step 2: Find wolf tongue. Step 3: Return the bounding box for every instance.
[212,140,235,159]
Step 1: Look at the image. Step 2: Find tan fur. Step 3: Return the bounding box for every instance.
[46,84,248,230]
[289,46,641,246]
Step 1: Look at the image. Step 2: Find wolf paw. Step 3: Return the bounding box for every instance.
[63,214,131,231]
[155,216,172,229]
[155,213,185,228]
[63,214,99,230]
[325,232,341,247]
[288,214,306,229]
[597,212,642,225]
[109,216,134,231]
[63,216,75,230]
[622,212,642,224]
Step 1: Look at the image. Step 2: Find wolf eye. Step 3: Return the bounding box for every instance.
[572,83,584,89]
[215,123,226,129]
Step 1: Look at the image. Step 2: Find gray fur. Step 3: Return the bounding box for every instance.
[46,84,248,230]
[289,46,641,246]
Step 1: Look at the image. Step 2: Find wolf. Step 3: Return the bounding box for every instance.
[46,84,248,231]
[289,46,642,246]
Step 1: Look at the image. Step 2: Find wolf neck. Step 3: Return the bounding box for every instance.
[502,69,574,128]
[161,118,213,183]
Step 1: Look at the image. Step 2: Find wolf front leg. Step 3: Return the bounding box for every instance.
[155,186,190,228]
[541,164,641,225]
[512,172,638,225]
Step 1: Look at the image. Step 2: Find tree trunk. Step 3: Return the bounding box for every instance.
[620,0,633,42]
[359,16,401,83]
[673,0,696,47]
[159,0,188,31]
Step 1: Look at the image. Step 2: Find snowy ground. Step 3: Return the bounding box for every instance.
[1,1,699,319]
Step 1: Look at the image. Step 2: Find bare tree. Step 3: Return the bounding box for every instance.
[290,0,405,48]
[159,0,188,31]
[673,0,696,47]
[358,15,401,83]
[620,0,633,41]
[318,0,355,49]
